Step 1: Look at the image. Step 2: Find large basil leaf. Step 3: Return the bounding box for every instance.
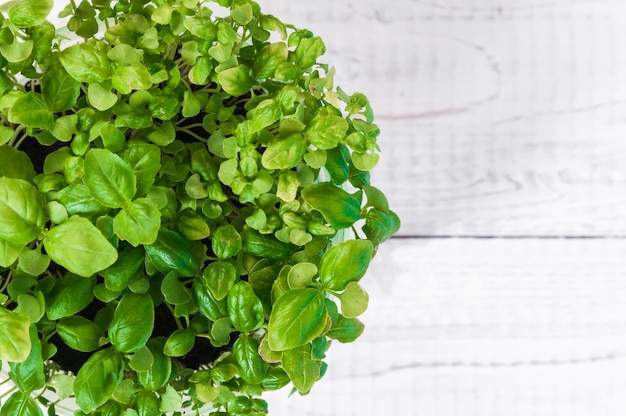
[217,65,252,97]
[59,40,112,83]
[104,245,144,292]
[363,208,401,245]
[192,280,227,322]
[0,146,35,181]
[122,143,161,197]
[0,392,42,416]
[232,335,268,385]
[0,238,23,268]
[201,261,237,300]
[304,114,348,150]
[113,197,161,246]
[327,315,364,343]
[57,316,104,352]
[45,273,95,320]
[0,177,46,245]
[6,0,53,28]
[8,326,44,393]
[84,149,137,208]
[43,216,118,277]
[137,340,172,391]
[212,224,242,259]
[281,343,322,394]
[260,133,306,170]
[301,183,361,229]
[7,93,53,129]
[109,293,154,353]
[241,228,292,261]
[163,329,195,357]
[41,65,81,112]
[227,281,264,332]
[145,228,199,277]
[319,240,373,291]
[267,288,328,351]
[74,348,124,413]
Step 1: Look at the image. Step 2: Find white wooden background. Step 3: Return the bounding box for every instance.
[38,1,626,415]
[260,1,626,415]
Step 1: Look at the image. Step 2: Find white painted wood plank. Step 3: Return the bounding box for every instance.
[264,238,626,415]
[263,0,626,236]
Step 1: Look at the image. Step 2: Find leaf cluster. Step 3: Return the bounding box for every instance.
[0,0,400,415]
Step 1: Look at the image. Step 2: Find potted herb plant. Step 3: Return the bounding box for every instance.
[0,0,400,415]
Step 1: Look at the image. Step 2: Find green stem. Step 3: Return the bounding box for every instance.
[0,270,12,293]
[178,128,208,143]
[7,125,26,147]
[165,302,184,330]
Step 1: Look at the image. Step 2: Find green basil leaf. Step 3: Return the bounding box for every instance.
[46,273,95,320]
[175,210,211,240]
[319,240,373,291]
[163,329,195,357]
[99,123,126,152]
[0,177,45,245]
[212,224,242,259]
[0,307,30,363]
[87,83,118,111]
[84,148,137,208]
[112,63,153,94]
[7,92,53,129]
[227,281,264,332]
[7,0,52,28]
[161,271,192,305]
[201,261,237,301]
[363,208,401,245]
[261,367,290,391]
[267,288,328,351]
[74,348,124,413]
[0,238,23,268]
[327,314,364,343]
[232,335,268,385]
[295,36,325,68]
[301,183,361,229]
[217,65,252,97]
[57,182,106,218]
[137,340,172,391]
[43,216,118,277]
[109,293,154,353]
[0,392,42,416]
[248,100,281,134]
[0,146,35,181]
[242,228,292,261]
[17,247,49,277]
[8,326,44,393]
[252,43,288,80]
[304,114,348,150]
[184,17,217,40]
[57,316,104,352]
[159,386,182,413]
[261,133,306,170]
[134,391,160,416]
[59,40,112,83]
[113,198,161,246]
[0,39,33,63]
[281,343,322,394]
[128,346,154,373]
[104,245,144,293]
[337,281,369,318]
[145,228,199,277]
[122,143,161,197]
[41,65,81,112]
[192,280,227,322]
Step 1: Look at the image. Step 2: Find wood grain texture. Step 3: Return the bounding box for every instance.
[264,238,626,415]
[263,0,626,236]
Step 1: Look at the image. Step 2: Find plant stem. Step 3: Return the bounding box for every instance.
[178,128,208,143]
[165,302,184,330]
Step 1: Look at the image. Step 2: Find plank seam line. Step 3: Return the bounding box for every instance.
[392,235,626,240]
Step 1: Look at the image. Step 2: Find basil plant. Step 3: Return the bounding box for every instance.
[0,0,400,415]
